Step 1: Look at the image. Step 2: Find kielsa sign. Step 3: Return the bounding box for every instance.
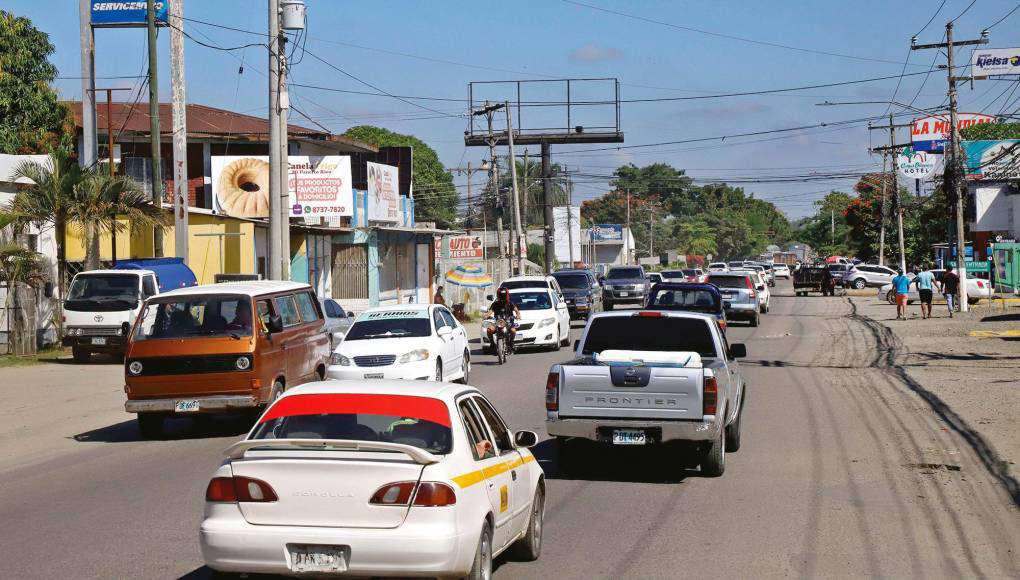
[592,224,623,242]
[912,113,995,152]
[91,1,169,27]
[972,48,1020,77]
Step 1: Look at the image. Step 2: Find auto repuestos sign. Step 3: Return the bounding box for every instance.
[91,1,169,27]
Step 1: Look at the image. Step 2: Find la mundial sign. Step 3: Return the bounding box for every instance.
[91,2,169,27]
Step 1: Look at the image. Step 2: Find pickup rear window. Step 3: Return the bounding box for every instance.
[581,316,718,358]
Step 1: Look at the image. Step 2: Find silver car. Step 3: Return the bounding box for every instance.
[707,272,761,327]
[844,264,898,289]
[320,298,354,348]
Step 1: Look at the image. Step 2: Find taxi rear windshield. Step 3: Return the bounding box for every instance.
[582,316,718,358]
[251,393,452,454]
[134,296,252,340]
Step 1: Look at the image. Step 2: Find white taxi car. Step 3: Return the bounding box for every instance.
[328,304,470,383]
[481,287,571,352]
[200,380,545,578]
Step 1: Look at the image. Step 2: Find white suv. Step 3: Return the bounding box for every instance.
[844,264,898,289]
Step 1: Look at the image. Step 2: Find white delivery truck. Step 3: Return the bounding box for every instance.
[62,258,196,362]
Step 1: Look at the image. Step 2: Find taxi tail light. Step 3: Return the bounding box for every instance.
[413,482,457,506]
[205,476,278,503]
[370,482,456,507]
[703,375,718,416]
[370,481,416,505]
[545,372,559,411]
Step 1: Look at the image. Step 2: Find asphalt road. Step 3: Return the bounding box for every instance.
[1,283,1017,578]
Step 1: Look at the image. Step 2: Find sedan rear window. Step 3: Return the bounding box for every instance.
[582,316,718,358]
[648,289,721,312]
[251,393,453,454]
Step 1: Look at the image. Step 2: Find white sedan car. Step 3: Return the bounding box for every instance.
[773,264,791,279]
[878,271,992,305]
[328,304,470,383]
[200,380,545,578]
[481,287,571,352]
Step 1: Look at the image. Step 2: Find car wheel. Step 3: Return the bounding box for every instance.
[434,360,443,382]
[701,419,726,477]
[749,313,759,327]
[604,301,613,311]
[511,486,544,561]
[466,523,493,580]
[72,347,90,364]
[886,290,896,305]
[560,330,570,347]
[550,329,562,351]
[725,394,744,453]
[852,278,867,290]
[458,350,470,384]
[137,413,165,439]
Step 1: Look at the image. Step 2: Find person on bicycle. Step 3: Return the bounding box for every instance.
[486,287,520,352]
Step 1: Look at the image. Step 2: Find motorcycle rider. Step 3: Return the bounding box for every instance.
[486,287,521,353]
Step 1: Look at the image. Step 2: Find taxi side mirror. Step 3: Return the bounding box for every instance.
[514,430,538,448]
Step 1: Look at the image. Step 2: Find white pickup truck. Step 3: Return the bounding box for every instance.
[545,310,747,476]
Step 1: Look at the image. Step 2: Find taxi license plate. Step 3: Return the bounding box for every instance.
[612,429,646,445]
[90,337,107,345]
[619,291,629,297]
[289,545,349,573]
[364,373,384,379]
[174,400,200,413]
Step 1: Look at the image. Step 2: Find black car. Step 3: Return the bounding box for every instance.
[645,282,728,330]
[601,266,649,310]
[552,269,602,320]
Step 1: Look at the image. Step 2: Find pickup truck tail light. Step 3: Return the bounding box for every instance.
[545,372,559,411]
[703,375,718,416]
[206,476,278,503]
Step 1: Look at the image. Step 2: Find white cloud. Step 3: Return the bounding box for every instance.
[569,43,623,63]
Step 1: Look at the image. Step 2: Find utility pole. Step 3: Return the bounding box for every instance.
[88,87,131,264]
[830,209,835,245]
[522,149,529,226]
[541,141,554,274]
[268,0,282,280]
[169,0,189,264]
[78,0,97,173]
[146,0,163,256]
[625,189,631,265]
[566,172,575,266]
[278,31,291,281]
[465,161,472,230]
[505,102,524,274]
[912,23,988,312]
[877,155,888,266]
[649,203,655,259]
[472,102,506,269]
[890,115,907,274]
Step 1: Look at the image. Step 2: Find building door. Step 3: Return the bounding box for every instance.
[416,243,431,304]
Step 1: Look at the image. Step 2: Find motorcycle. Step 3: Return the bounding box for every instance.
[487,316,514,365]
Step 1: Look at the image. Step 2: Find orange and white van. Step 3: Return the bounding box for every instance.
[124,281,331,438]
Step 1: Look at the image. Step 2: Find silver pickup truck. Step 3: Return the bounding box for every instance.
[545,310,747,476]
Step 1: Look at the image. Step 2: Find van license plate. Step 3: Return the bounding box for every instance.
[174,400,200,413]
[363,373,384,379]
[289,545,348,573]
[90,337,107,345]
[612,429,646,445]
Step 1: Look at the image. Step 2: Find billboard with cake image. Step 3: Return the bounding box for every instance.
[212,155,353,219]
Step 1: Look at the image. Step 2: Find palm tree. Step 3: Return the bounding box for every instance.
[5,148,82,296]
[0,238,47,355]
[74,166,169,270]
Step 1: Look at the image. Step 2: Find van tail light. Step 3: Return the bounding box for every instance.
[703,375,718,416]
[370,482,456,507]
[206,476,278,503]
[546,372,559,411]
[745,275,757,299]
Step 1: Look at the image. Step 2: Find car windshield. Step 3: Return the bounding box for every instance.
[682,269,699,276]
[250,393,452,454]
[65,274,139,311]
[134,295,252,340]
[510,291,552,310]
[607,267,642,279]
[553,273,589,289]
[708,275,749,289]
[648,289,721,312]
[582,316,718,358]
[345,316,432,340]
[728,261,744,268]
[501,280,547,290]
[662,270,685,278]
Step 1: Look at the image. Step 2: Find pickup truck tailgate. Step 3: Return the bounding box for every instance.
[559,365,704,420]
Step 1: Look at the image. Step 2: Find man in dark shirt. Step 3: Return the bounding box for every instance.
[486,288,520,351]
[940,269,960,317]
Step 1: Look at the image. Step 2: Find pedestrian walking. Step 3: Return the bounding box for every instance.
[913,266,935,319]
[433,285,446,306]
[940,269,959,318]
[891,268,911,320]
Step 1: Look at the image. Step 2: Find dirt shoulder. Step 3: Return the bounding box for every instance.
[850,295,1019,497]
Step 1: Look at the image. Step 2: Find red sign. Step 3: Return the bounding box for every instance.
[912,113,995,144]
[448,235,484,259]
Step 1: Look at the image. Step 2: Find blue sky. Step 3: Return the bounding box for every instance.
[9,0,1020,218]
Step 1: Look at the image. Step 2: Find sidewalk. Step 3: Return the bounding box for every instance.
[851,295,1019,487]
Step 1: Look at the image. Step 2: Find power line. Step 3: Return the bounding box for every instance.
[985,2,1020,29]
[951,0,979,23]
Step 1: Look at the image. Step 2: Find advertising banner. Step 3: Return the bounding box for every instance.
[367,161,400,223]
[553,206,582,263]
[972,48,1020,77]
[912,113,995,152]
[211,155,353,219]
[91,1,169,27]
[592,223,623,242]
[896,147,941,180]
[447,235,484,260]
[962,140,1020,180]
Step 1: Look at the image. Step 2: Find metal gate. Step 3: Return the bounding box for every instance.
[331,244,368,299]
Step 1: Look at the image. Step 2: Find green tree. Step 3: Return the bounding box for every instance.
[342,126,457,228]
[960,121,1020,140]
[0,10,73,154]
[674,219,717,256]
[0,235,47,355]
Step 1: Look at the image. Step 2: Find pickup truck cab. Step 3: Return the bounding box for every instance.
[546,310,747,476]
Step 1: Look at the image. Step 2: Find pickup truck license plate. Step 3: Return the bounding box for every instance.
[612,429,646,445]
[90,337,107,345]
[289,545,348,573]
[363,373,384,379]
[619,291,629,297]
[174,400,200,413]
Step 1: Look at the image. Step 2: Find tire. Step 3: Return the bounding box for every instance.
[315,365,326,381]
[137,413,164,439]
[886,290,896,305]
[550,329,562,352]
[511,486,544,561]
[496,338,506,365]
[458,350,471,384]
[852,278,867,290]
[725,394,744,453]
[466,523,493,580]
[701,418,726,477]
[749,313,759,327]
[72,347,90,364]
[434,360,443,382]
[560,330,570,347]
[604,301,613,311]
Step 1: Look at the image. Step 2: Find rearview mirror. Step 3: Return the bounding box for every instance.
[729,343,747,359]
[514,430,538,448]
[266,315,284,334]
